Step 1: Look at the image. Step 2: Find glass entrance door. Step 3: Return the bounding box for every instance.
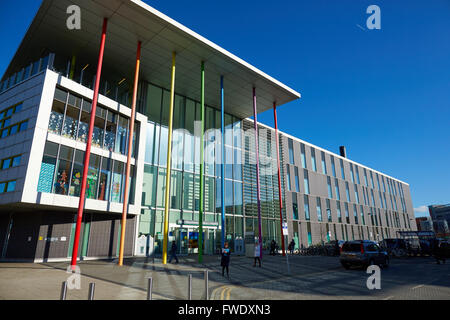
[176,228,188,255]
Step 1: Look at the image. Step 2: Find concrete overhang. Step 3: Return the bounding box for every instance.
[3,0,301,119]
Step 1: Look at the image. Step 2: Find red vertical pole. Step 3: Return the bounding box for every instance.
[273,102,286,256]
[70,18,108,269]
[118,41,141,266]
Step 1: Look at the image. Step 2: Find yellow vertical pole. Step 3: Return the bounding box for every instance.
[162,52,176,264]
[69,55,76,80]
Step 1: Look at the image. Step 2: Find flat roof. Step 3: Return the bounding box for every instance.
[3,0,300,119]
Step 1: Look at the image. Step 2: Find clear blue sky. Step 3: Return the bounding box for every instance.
[0,1,449,218]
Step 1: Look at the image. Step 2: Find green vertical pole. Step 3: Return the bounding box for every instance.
[199,61,205,263]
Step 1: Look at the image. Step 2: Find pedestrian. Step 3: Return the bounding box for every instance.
[253,240,261,267]
[169,240,178,263]
[334,240,340,256]
[289,239,295,255]
[221,242,231,278]
[270,240,276,256]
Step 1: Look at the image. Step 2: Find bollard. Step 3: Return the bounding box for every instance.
[60,281,68,300]
[204,270,209,300]
[88,282,95,300]
[147,277,153,300]
[188,274,192,300]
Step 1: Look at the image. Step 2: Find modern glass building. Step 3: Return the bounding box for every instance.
[0,0,415,263]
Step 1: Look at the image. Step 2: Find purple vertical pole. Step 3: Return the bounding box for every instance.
[253,87,263,259]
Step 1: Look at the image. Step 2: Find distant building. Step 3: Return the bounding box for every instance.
[416,217,433,232]
[428,204,450,227]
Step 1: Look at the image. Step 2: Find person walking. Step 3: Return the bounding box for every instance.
[253,240,261,267]
[289,239,295,255]
[221,242,231,278]
[169,240,179,264]
[270,240,276,256]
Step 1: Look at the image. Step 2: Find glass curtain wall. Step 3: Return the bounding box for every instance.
[139,82,244,254]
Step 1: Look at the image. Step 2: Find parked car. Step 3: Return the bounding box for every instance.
[381,238,421,257]
[340,240,389,269]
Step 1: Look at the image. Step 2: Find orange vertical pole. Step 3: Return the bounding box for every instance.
[118,41,142,266]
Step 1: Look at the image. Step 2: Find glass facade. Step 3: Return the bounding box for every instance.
[139,83,251,255]
[37,141,135,203]
[48,88,136,156]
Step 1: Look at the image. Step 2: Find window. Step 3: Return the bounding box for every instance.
[286,168,292,191]
[340,159,345,179]
[321,152,327,174]
[36,142,133,204]
[355,165,360,184]
[370,171,375,189]
[292,194,298,220]
[345,203,350,224]
[62,93,82,139]
[37,141,59,193]
[311,148,317,172]
[337,201,342,223]
[326,199,332,222]
[353,204,358,224]
[1,155,21,170]
[303,169,309,194]
[350,163,355,183]
[301,144,306,169]
[331,155,336,177]
[335,179,340,200]
[360,205,365,225]
[294,167,300,192]
[364,169,368,186]
[304,195,310,220]
[48,88,135,157]
[379,191,384,208]
[48,89,67,135]
[316,197,322,221]
[345,182,351,202]
[354,184,359,204]
[327,176,333,198]
[288,139,294,164]
[69,149,84,197]
[0,180,16,193]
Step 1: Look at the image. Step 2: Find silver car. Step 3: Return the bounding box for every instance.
[340,240,389,269]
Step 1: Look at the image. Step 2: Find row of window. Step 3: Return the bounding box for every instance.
[48,87,137,157]
[0,55,50,93]
[292,193,407,229]
[287,138,406,201]
[1,155,21,170]
[0,102,23,122]
[287,163,404,214]
[0,180,16,193]
[0,120,28,139]
[37,141,135,203]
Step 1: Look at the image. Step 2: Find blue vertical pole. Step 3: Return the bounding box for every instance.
[220,75,225,249]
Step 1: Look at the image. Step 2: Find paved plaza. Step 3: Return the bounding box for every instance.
[1,254,449,300]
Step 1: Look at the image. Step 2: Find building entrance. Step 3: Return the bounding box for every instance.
[172,225,217,255]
